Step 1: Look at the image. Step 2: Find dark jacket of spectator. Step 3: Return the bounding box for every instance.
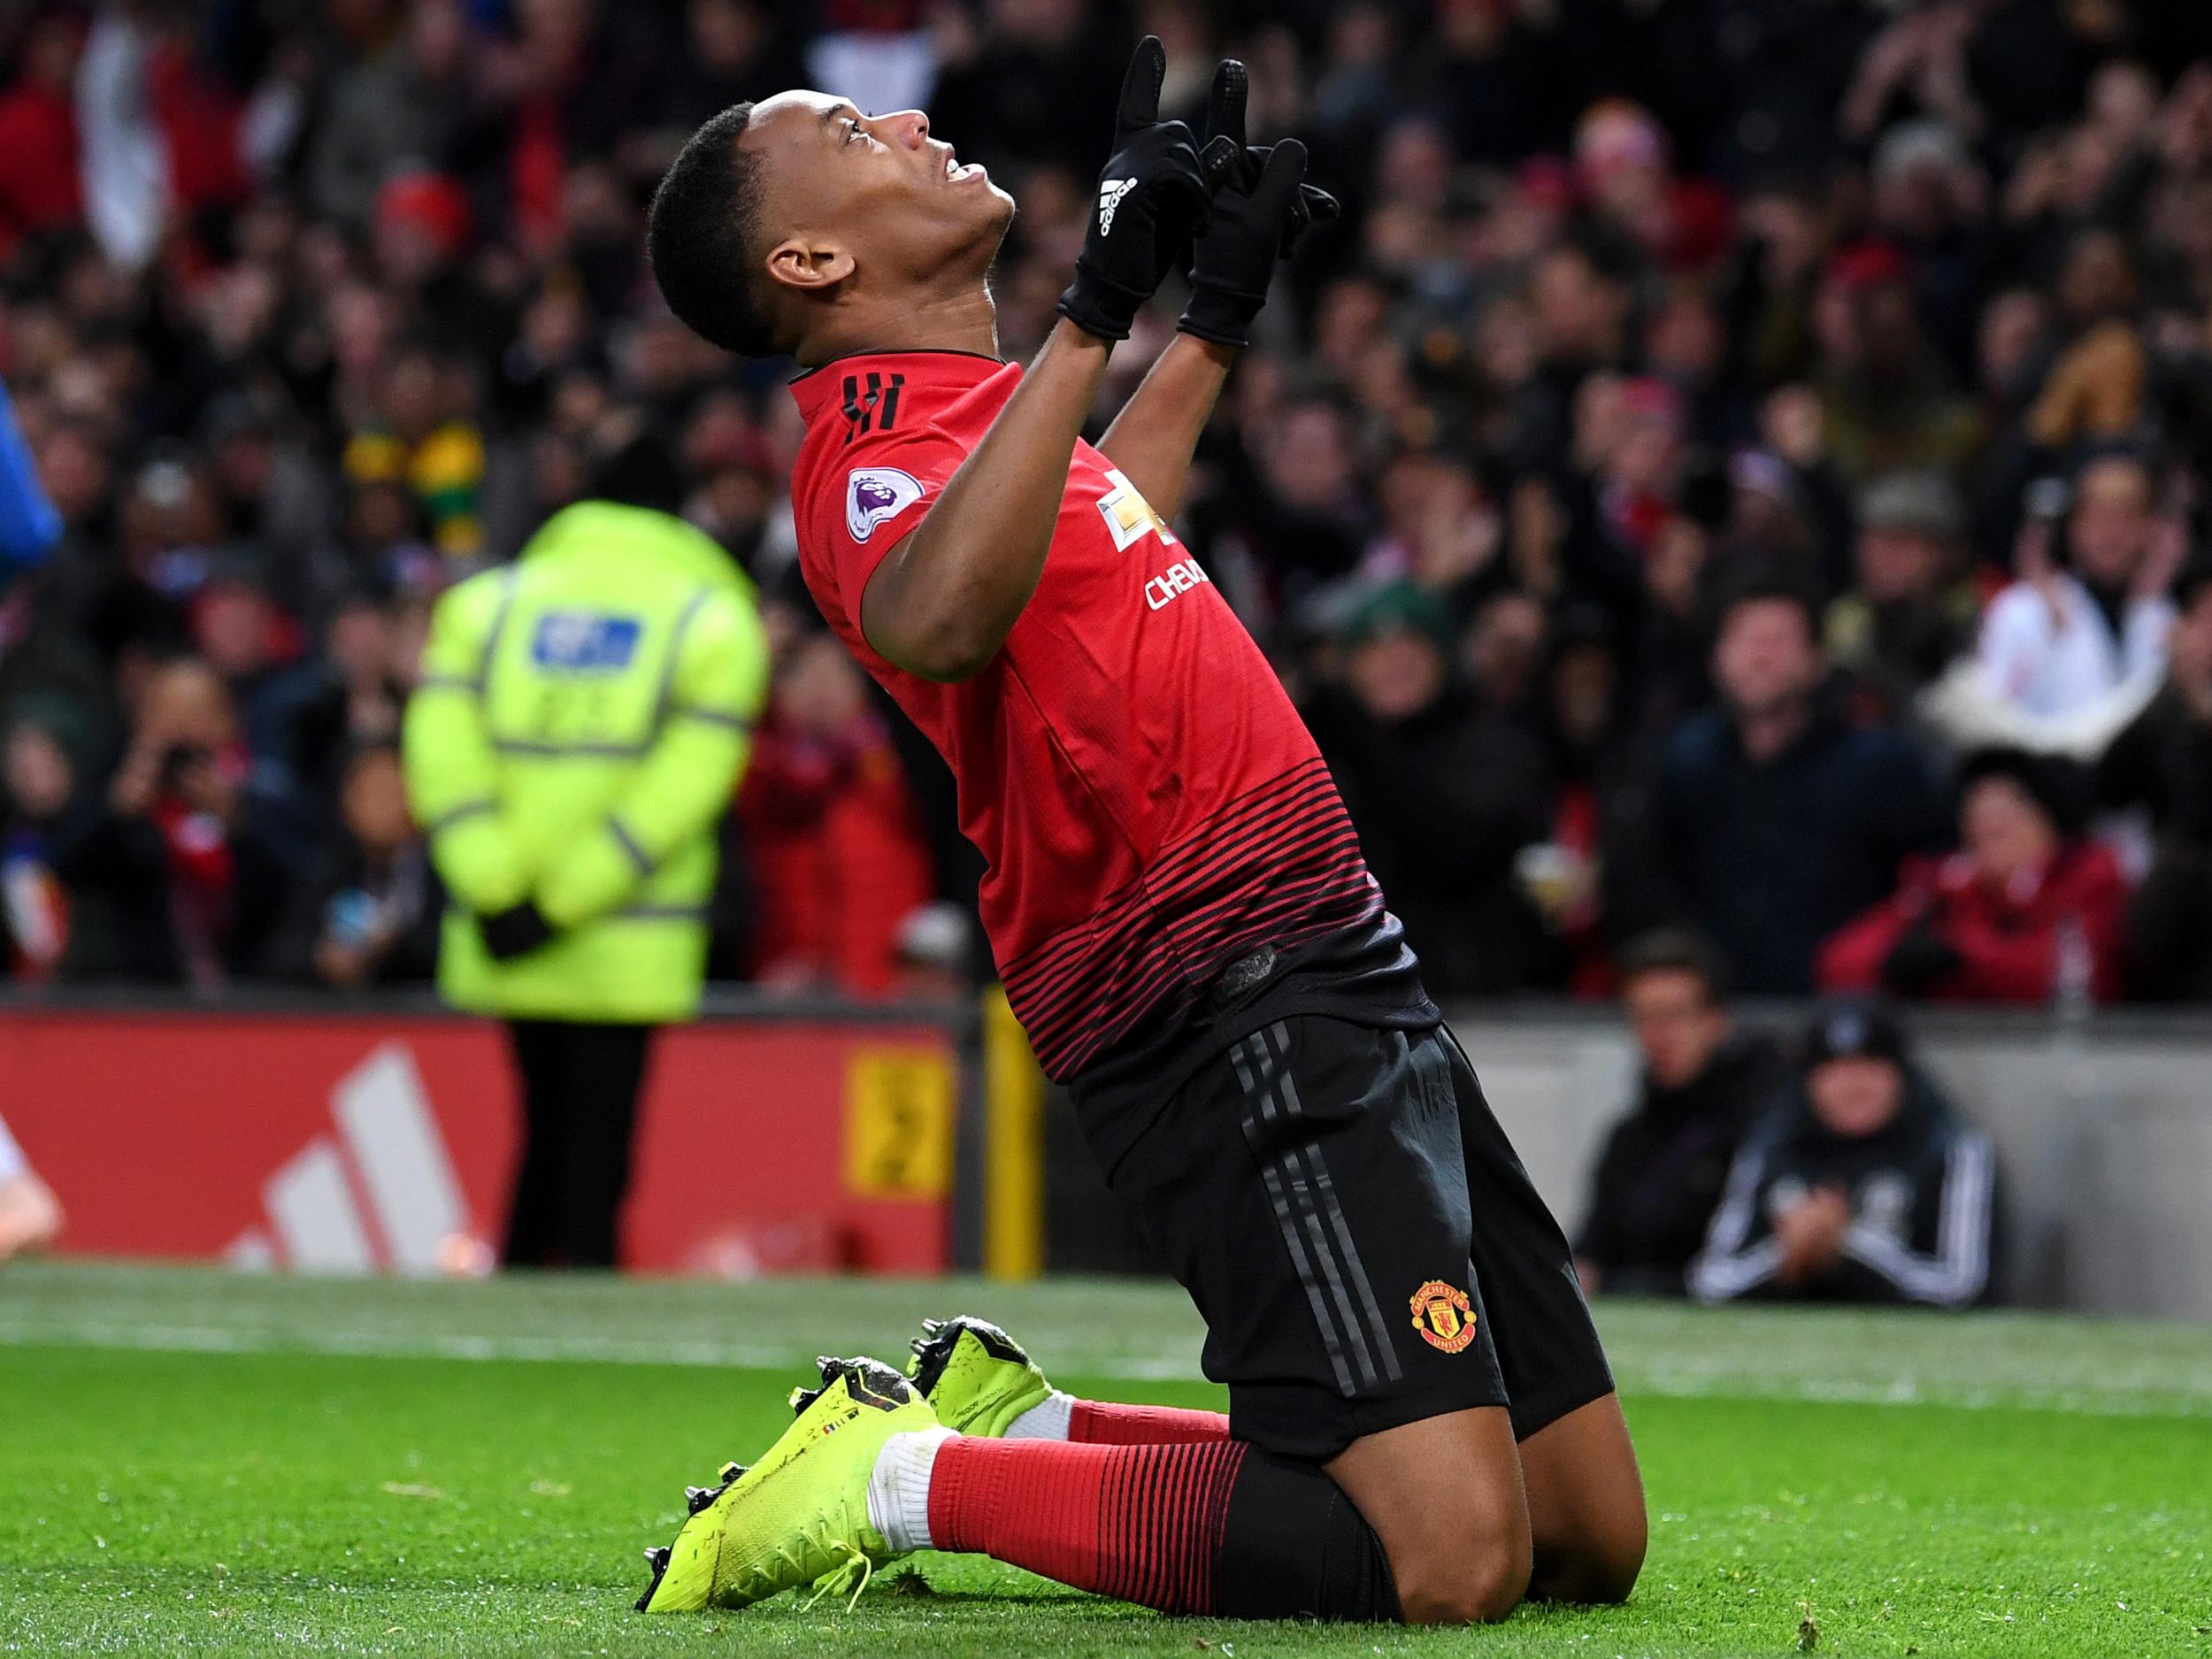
[1308,682,1556,995]
[1304,586,1556,995]
[273,745,441,990]
[50,780,287,986]
[1577,1029,1786,1296]
[2098,568,2212,998]
[1654,698,1945,995]
[48,660,288,986]
[2100,680,2212,848]
[1691,1004,1995,1309]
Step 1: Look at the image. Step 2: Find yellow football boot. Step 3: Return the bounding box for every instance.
[905,1316,1056,1438]
[636,1356,937,1614]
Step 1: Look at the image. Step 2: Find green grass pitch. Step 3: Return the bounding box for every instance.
[1,1264,2208,1656]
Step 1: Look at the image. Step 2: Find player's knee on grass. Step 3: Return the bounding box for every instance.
[1534,1500,1645,1605]
[1384,1509,1532,1624]
[1519,1394,1647,1605]
[1325,1408,1533,1624]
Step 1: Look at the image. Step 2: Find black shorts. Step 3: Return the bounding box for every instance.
[1077,1014,1615,1462]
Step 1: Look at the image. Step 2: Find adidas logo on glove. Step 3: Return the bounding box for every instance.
[1096,178,1136,235]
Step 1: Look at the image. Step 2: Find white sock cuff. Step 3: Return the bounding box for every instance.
[866,1426,955,1554]
[1004,1389,1076,1441]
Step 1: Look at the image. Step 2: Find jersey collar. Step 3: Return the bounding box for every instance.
[787,349,1007,424]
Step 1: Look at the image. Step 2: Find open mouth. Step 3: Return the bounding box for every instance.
[942,148,983,183]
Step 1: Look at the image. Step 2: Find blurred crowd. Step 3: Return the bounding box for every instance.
[5,0,2212,1014]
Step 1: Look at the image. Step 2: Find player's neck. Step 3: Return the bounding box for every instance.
[803,286,1002,365]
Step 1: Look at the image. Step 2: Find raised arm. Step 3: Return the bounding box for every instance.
[1096,334,1234,522]
[860,37,1214,683]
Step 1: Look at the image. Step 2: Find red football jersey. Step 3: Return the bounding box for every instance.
[789,350,1384,1080]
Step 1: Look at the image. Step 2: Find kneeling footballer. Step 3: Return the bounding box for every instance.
[634,38,1646,1624]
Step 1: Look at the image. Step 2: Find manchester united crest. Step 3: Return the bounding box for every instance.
[1409,1279,1477,1354]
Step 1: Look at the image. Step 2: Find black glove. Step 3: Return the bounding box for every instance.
[1881,923,1962,996]
[479,901,557,963]
[1058,36,1227,342]
[1179,61,1340,349]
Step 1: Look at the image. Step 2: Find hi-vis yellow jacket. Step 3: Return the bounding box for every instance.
[402,502,767,1024]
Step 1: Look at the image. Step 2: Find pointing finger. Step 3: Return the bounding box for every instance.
[1116,35,1167,135]
[1205,58,1248,150]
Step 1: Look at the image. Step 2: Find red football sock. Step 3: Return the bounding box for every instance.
[1067,1398,1231,1446]
[926,1435,1245,1612]
[919,1433,1403,1620]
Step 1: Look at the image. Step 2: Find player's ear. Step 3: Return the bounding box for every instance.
[764,236,854,295]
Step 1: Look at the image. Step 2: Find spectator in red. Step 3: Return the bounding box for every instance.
[0,17,85,262]
[1572,100,1732,274]
[1820,748,2123,1005]
[738,632,932,997]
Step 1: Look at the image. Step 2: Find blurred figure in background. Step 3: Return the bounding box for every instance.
[0,373,60,590]
[1576,930,1786,1297]
[1973,454,2177,729]
[1691,1002,1994,1309]
[736,631,933,997]
[281,741,442,991]
[1648,573,1947,994]
[403,434,767,1269]
[54,657,288,986]
[1821,749,2123,1004]
[2101,560,2212,998]
[0,703,87,979]
[0,1109,62,1262]
[1302,581,1555,994]
[1823,472,1981,719]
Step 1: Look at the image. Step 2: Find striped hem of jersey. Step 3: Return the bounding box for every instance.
[1001,759,1382,1082]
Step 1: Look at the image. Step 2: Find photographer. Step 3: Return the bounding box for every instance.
[51,658,287,986]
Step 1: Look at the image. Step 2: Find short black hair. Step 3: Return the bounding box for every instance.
[1616,927,1731,1004]
[1957,746,2091,838]
[1712,561,1821,642]
[648,103,783,357]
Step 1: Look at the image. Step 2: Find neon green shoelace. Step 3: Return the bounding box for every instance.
[729,1510,875,1613]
